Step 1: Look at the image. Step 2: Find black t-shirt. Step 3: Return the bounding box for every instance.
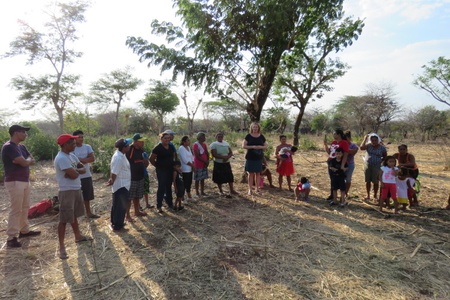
[245,133,266,161]
[126,145,146,181]
[152,143,175,169]
[329,158,347,177]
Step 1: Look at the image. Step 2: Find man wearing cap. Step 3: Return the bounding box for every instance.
[125,133,148,221]
[54,134,89,259]
[72,130,99,218]
[106,138,132,231]
[1,125,40,248]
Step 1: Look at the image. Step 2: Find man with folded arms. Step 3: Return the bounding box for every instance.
[2,125,41,248]
[54,134,90,259]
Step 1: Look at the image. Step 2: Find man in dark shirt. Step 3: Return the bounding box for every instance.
[125,133,149,221]
[1,125,41,248]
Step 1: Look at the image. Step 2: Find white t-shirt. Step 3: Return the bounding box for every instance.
[73,144,94,179]
[54,151,81,191]
[178,146,194,173]
[380,166,398,184]
[110,150,131,193]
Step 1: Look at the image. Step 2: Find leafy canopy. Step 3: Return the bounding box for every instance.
[126,0,362,121]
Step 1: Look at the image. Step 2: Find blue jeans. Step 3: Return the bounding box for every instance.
[111,187,129,230]
[156,169,173,209]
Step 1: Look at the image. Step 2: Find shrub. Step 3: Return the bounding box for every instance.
[298,136,318,151]
[24,132,60,161]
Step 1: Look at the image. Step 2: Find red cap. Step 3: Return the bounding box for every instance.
[57,134,78,146]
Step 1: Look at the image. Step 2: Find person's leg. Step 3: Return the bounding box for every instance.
[247,172,255,194]
[294,187,300,201]
[255,172,261,192]
[365,182,371,199]
[200,179,206,195]
[217,183,223,194]
[111,189,127,230]
[70,218,84,241]
[126,201,134,222]
[183,172,193,199]
[58,222,68,258]
[373,182,379,199]
[19,182,31,234]
[164,170,174,208]
[5,181,28,241]
[229,182,238,194]
[133,198,147,217]
[195,180,200,196]
[287,175,292,191]
[278,174,283,189]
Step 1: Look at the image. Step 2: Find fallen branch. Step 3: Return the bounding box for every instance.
[436,249,450,260]
[95,271,135,294]
[410,243,422,258]
[168,229,180,243]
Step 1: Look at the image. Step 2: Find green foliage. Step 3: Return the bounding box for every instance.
[264,144,274,161]
[90,135,118,178]
[89,67,143,137]
[140,80,179,131]
[5,1,89,132]
[413,56,450,106]
[127,0,363,122]
[298,136,318,151]
[24,132,60,161]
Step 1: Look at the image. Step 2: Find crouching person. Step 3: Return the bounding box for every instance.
[107,138,132,231]
[54,134,90,259]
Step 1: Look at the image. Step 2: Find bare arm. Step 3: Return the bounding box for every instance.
[106,173,117,186]
[150,153,157,167]
[12,155,35,167]
[359,135,369,150]
[79,152,95,164]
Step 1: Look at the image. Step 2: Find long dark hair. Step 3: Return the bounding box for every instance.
[180,135,189,145]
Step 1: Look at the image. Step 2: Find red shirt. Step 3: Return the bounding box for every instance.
[328,140,350,160]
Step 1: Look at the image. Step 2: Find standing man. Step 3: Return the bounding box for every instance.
[72,130,99,218]
[54,134,89,259]
[106,138,132,231]
[125,133,148,221]
[2,125,41,248]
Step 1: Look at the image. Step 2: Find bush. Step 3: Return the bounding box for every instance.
[24,132,60,161]
[89,135,118,178]
[298,136,318,151]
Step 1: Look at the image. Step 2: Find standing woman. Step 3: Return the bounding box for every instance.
[243,122,268,195]
[360,134,387,201]
[324,129,349,200]
[193,132,210,197]
[210,132,237,196]
[150,133,176,213]
[344,130,359,197]
[178,136,195,202]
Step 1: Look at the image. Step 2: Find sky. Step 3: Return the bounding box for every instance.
[0,0,449,124]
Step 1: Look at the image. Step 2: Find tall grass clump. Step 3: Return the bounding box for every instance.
[298,136,318,151]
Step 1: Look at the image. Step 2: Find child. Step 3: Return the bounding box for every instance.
[295,177,311,202]
[328,148,348,207]
[379,156,399,213]
[276,146,298,191]
[172,161,185,211]
[406,174,418,207]
[260,157,275,188]
[396,168,409,211]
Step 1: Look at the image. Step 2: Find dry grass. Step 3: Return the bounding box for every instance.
[1,139,449,300]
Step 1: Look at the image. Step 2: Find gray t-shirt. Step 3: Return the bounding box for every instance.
[54,151,81,191]
[73,144,94,179]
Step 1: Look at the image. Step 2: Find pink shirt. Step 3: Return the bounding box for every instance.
[193,142,208,169]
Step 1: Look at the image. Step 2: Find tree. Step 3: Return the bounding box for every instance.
[413,56,450,106]
[4,1,88,133]
[140,80,179,132]
[274,6,363,145]
[89,67,143,138]
[412,105,448,141]
[181,90,202,136]
[126,0,364,122]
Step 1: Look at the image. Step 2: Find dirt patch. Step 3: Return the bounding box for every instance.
[1,141,449,299]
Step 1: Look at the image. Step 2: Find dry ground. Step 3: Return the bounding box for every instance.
[1,140,449,300]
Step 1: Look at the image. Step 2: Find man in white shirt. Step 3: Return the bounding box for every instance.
[106,138,132,231]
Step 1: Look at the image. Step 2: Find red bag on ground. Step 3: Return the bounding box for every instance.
[28,199,53,219]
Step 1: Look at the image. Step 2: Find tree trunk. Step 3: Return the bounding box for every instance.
[293,105,306,146]
[57,108,64,134]
[247,67,278,122]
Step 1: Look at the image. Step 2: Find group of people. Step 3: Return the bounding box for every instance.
[324,129,420,213]
[1,122,444,259]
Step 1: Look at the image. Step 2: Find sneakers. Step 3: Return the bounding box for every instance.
[19,230,41,238]
[7,237,22,248]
